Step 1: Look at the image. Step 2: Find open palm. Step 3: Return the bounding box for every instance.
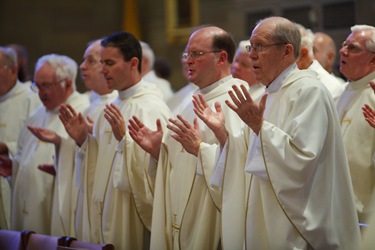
[59,104,88,146]
[128,116,163,160]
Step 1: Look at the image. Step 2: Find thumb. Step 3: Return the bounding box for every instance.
[156,119,163,133]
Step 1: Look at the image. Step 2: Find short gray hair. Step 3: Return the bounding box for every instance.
[140,41,155,67]
[35,54,77,90]
[0,46,17,68]
[351,24,375,52]
[256,17,301,58]
[295,23,314,57]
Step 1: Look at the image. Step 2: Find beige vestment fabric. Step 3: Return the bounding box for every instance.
[0,81,41,229]
[76,81,171,249]
[336,71,375,224]
[218,66,361,249]
[11,91,89,234]
[150,76,248,250]
[51,91,117,237]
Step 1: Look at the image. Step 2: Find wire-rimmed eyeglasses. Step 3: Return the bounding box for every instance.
[245,43,286,53]
[181,50,222,59]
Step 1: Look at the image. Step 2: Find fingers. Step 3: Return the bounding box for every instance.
[176,115,191,129]
[214,101,222,113]
[104,104,124,127]
[156,119,163,132]
[86,115,94,124]
[193,118,199,131]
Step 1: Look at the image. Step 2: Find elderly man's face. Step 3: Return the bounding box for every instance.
[339,30,375,81]
[231,51,257,87]
[248,21,288,86]
[33,64,69,110]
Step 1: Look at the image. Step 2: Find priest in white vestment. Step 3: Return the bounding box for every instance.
[128,26,261,250]
[193,17,361,249]
[336,24,375,227]
[0,47,41,229]
[59,32,172,250]
[27,40,117,237]
[0,54,89,234]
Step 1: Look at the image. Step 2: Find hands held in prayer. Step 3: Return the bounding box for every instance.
[27,126,61,146]
[167,115,201,156]
[59,104,88,147]
[38,164,56,176]
[226,84,268,135]
[362,80,375,128]
[193,94,227,146]
[128,116,163,160]
[0,155,12,177]
[104,104,126,141]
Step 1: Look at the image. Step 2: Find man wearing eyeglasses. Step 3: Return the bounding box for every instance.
[0,54,89,235]
[336,24,375,228]
[128,26,263,249]
[0,47,41,230]
[189,16,360,249]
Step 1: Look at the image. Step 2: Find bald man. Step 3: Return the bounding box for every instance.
[314,32,346,83]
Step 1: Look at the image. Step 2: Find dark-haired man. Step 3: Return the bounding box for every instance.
[59,32,171,249]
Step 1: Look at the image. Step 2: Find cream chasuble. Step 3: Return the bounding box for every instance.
[150,76,247,250]
[198,81,265,209]
[51,91,117,237]
[0,81,41,230]
[219,66,361,249]
[11,91,89,235]
[336,71,375,224]
[77,81,171,250]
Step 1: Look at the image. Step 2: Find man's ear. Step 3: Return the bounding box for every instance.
[217,51,228,66]
[284,44,294,57]
[63,79,72,89]
[131,57,140,70]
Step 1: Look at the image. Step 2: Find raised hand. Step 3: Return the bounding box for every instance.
[363,104,375,128]
[0,155,12,177]
[193,94,227,146]
[128,116,163,160]
[104,103,126,141]
[167,115,200,156]
[225,84,268,135]
[28,126,61,146]
[38,164,56,176]
[59,104,88,146]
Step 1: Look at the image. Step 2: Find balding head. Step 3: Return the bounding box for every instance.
[185,25,235,88]
[313,32,337,73]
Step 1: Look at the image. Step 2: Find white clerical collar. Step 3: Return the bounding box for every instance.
[347,71,375,90]
[0,80,22,102]
[198,75,233,95]
[118,79,147,100]
[266,64,297,93]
